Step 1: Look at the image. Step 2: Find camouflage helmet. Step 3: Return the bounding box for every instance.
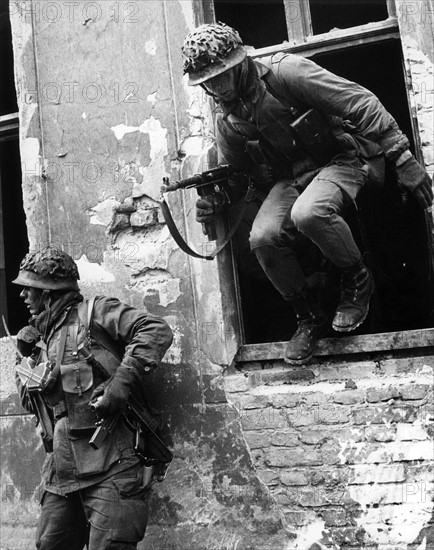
[182,22,247,85]
[12,246,80,291]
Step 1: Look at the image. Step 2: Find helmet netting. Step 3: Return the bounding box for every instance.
[182,22,243,74]
[20,246,80,281]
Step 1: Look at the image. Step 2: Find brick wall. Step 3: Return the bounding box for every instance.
[225,352,434,549]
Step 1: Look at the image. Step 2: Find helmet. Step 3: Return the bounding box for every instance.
[182,22,247,85]
[12,246,80,291]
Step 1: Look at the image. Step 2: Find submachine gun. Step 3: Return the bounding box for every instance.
[160,164,249,260]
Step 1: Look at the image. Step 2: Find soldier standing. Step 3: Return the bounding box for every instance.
[13,246,173,550]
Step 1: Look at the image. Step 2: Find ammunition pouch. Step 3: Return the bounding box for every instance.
[60,361,98,434]
[18,358,58,393]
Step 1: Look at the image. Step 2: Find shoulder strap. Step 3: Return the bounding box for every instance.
[77,297,123,361]
[257,55,305,118]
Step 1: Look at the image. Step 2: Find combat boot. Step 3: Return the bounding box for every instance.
[332,260,374,332]
[285,295,329,365]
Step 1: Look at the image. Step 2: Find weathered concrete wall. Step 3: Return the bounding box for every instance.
[3,1,280,549]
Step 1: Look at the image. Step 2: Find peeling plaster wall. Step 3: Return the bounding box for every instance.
[4,1,279,549]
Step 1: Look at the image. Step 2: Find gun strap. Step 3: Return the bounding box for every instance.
[159,196,248,260]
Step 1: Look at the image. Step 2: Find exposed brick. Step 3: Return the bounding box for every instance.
[321,507,351,527]
[244,431,269,449]
[396,422,429,441]
[299,430,328,445]
[130,209,157,228]
[352,405,417,425]
[349,482,407,505]
[317,404,350,425]
[366,387,400,403]
[303,392,329,406]
[266,394,301,409]
[391,440,434,462]
[256,469,279,486]
[271,430,299,447]
[282,407,317,427]
[309,468,347,486]
[333,390,365,405]
[322,526,367,546]
[283,510,313,527]
[321,441,344,465]
[400,384,430,400]
[237,395,269,410]
[241,407,288,431]
[349,463,405,484]
[280,470,309,486]
[365,426,396,442]
[265,448,322,468]
[224,375,250,393]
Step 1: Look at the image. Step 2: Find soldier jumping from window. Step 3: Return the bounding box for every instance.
[181,22,433,364]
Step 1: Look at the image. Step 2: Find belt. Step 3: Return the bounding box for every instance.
[52,400,67,420]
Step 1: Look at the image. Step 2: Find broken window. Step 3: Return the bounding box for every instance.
[0,4,28,336]
[206,0,433,344]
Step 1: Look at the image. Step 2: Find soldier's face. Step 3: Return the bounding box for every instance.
[204,69,238,102]
[20,287,45,316]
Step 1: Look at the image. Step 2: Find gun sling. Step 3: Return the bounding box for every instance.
[159,193,249,260]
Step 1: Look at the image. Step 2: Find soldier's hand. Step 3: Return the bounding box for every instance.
[16,325,40,357]
[196,198,215,224]
[395,154,433,209]
[89,367,134,417]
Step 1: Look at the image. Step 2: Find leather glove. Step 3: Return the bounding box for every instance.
[196,198,215,224]
[395,153,433,209]
[16,325,40,357]
[195,193,227,224]
[89,366,135,417]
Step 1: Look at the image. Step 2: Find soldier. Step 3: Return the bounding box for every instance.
[181,22,433,364]
[13,246,173,550]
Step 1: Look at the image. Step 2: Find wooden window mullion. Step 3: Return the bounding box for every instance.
[283,0,313,43]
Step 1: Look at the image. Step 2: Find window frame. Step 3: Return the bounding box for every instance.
[201,0,434,362]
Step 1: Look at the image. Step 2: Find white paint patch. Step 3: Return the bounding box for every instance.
[145,38,156,55]
[76,255,115,283]
[177,0,196,29]
[340,417,434,547]
[87,197,120,226]
[286,518,326,549]
[21,137,41,175]
[147,92,157,105]
[111,118,168,200]
[161,315,182,364]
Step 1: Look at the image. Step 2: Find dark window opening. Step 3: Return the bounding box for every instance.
[0,4,18,116]
[236,40,433,344]
[213,0,288,49]
[309,0,389,35]
[0,6,28,337]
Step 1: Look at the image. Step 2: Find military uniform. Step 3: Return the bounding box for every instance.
[14,248,173,550]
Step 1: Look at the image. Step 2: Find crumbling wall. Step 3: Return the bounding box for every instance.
[3,1,285,549]
[225,352,434,549]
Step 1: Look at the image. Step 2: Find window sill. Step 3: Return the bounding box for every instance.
[251,18,399,59]
[235,327,434,364]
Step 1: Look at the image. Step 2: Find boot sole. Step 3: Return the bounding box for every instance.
[332,283,374,333]
[284,351,314,366]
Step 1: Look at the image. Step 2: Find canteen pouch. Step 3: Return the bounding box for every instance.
[291,108,341,165]
[60,361,97,434]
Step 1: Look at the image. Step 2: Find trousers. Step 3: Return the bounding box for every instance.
[247,158,368,300]
[36,464,152,550]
